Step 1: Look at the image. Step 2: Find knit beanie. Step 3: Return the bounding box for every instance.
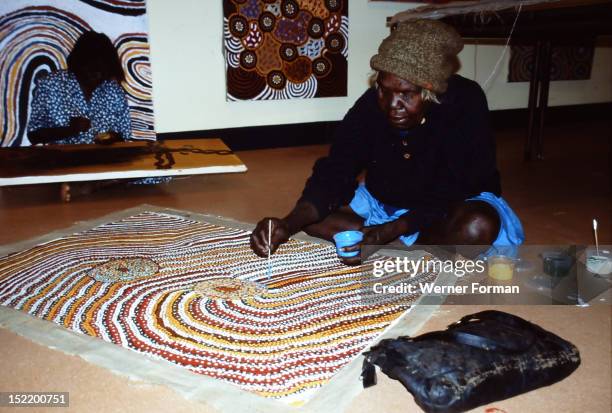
[370,19,464,94]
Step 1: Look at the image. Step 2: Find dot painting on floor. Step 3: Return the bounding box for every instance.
[0,211,439,405]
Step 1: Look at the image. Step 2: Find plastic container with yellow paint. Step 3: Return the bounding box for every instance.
[487,256,515,281]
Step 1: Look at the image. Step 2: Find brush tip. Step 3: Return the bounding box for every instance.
[593,219,598,230]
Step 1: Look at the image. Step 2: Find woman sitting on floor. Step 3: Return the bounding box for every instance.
[28,30,130,146]
[27,31,163,201]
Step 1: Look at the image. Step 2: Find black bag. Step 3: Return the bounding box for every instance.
[362,310,580,413]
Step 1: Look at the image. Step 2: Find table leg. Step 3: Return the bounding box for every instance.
[526,40,543,161]
[536,40,553,160]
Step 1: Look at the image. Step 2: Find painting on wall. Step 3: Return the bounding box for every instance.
[0,0,155,147]
[508,44,595,82]
[223,0,348,101]
[369,1,454,2]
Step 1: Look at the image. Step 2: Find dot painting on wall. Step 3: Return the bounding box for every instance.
[508,44,595,82]
[223,0,348,100]
[0,1,155,147]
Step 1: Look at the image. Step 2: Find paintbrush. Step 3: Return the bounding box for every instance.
[593,219,599,256]
[267,219,272,281]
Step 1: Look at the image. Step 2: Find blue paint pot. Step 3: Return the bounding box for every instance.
[333,231,364,258]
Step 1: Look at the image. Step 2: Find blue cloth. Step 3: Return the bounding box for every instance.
[28,70,132,144]
[349,184,524,249]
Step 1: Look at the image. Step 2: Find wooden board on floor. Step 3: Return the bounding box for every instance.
[0,138,247,186]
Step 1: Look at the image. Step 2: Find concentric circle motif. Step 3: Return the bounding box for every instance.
[307,17,325,39]
[267,70,287,89]
[0,6,161,146]
[325,0,342,12]
[258,11,276,32]
[88,258,159,283]
[193,278,265,300]
[280,43,299,61]
[325,33,344,53]
[239,50,258,69]
[229,15,249,38]
[0,211,434,402]
[281,0,299,18]
[312,56,331,77]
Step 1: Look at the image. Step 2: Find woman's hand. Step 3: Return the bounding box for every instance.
[250,202,321,258]
[94,131,123,145]
[250,218,291,257]
[68,117,91,134]
[29,117,91,144]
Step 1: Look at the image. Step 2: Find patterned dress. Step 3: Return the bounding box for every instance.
[28,70,132,144]
[28,70,167,185]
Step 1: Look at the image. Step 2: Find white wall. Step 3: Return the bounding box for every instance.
[146,0,612,134]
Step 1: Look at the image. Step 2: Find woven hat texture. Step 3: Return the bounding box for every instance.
[370,19,464,93]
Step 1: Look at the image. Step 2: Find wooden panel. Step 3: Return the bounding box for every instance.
[0,139,247,186]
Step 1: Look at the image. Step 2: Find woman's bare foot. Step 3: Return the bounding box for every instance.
[60,180,122,202]
[59,182,91,202]
[60,183,71,202]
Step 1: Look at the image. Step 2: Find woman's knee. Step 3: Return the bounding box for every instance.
[448,201,500,245]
